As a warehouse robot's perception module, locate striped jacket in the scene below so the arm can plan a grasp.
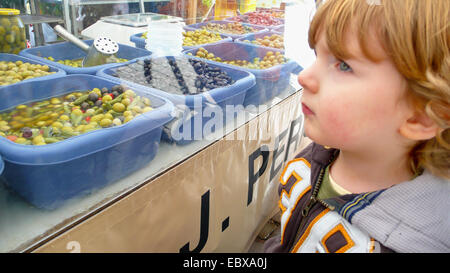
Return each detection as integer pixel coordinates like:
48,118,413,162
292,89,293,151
264,143,450,253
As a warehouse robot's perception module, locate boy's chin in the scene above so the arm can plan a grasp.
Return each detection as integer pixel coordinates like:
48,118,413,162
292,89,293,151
303,127,336,149
303,124,320,143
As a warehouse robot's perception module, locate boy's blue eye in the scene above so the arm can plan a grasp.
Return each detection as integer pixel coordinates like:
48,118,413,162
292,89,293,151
338,61,352,72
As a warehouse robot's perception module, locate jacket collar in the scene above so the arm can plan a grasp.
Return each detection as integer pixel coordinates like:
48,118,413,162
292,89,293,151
311,144,339,168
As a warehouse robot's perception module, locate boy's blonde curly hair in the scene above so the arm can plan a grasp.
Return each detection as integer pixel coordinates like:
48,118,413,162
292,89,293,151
309,0,450,179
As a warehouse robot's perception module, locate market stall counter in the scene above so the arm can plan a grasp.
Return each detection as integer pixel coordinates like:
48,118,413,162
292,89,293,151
0,84,306,253
0,5,310,253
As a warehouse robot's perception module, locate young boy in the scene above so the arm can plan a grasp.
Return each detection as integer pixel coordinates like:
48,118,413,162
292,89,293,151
264,0,449,253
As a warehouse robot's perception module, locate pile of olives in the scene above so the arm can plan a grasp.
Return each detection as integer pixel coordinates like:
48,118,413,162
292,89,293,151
140,29,225,47
189,47,287,69
253,9,284,19
45,56,128,68
200,22,257,35
0,60,55,86
0,16,26,54
242,34,284,50
188,59,235,92
112,57,234,95
0,85,153,145
182,29,224,47
230,12,282,27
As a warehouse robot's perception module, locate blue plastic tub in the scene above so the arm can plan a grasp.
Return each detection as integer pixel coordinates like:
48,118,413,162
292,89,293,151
19,40,151,75
235,30,285,51
183,42,302,106
272,25,284,34
129,32,149,49
130,27,232,50
185,20,267,40
96,55,256,145
0,75,174,209
0,53,66,88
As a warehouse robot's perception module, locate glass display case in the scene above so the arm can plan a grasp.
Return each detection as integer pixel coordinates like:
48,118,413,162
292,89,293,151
0,0,316,253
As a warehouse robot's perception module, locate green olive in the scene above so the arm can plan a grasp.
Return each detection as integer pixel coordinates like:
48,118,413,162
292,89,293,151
0,18,11,30
102,94,113,102
2,44,11,53
91,114,104,123
72,109,83,116
15,137,27,144
99,118,112,127
62,126,73,134
32,135,45,145
112,102,125,112
124,115,133,123
142,106,152,113
112,118,122,126
52,121,63,129
124,89,136,98
121,98,131,106
104,113,114,120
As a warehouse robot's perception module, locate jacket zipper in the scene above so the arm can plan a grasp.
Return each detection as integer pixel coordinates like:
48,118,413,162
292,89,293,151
301,167,331,217
289,155,337,252
303,153,338,216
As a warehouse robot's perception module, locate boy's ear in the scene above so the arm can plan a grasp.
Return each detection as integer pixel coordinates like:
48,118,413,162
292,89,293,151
399,110,440,141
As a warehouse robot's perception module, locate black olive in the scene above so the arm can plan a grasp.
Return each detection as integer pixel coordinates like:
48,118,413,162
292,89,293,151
81,102,90,110
88,92,99,102
195,79,203,88
119,85,128,93
21,127,33,138
95,100,103,107
22,129,33,139
112,84,126,94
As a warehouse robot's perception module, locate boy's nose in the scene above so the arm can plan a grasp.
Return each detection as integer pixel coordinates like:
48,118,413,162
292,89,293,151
297,64,319,93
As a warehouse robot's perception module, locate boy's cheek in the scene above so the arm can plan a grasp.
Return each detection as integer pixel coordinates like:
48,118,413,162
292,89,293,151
321,108,359,145
322,106,350,131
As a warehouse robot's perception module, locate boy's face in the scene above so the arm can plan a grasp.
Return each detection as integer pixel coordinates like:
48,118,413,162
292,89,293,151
298,29,412,152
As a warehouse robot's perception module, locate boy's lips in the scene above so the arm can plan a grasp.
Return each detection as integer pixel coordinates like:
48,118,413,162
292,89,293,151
302,103,314,115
